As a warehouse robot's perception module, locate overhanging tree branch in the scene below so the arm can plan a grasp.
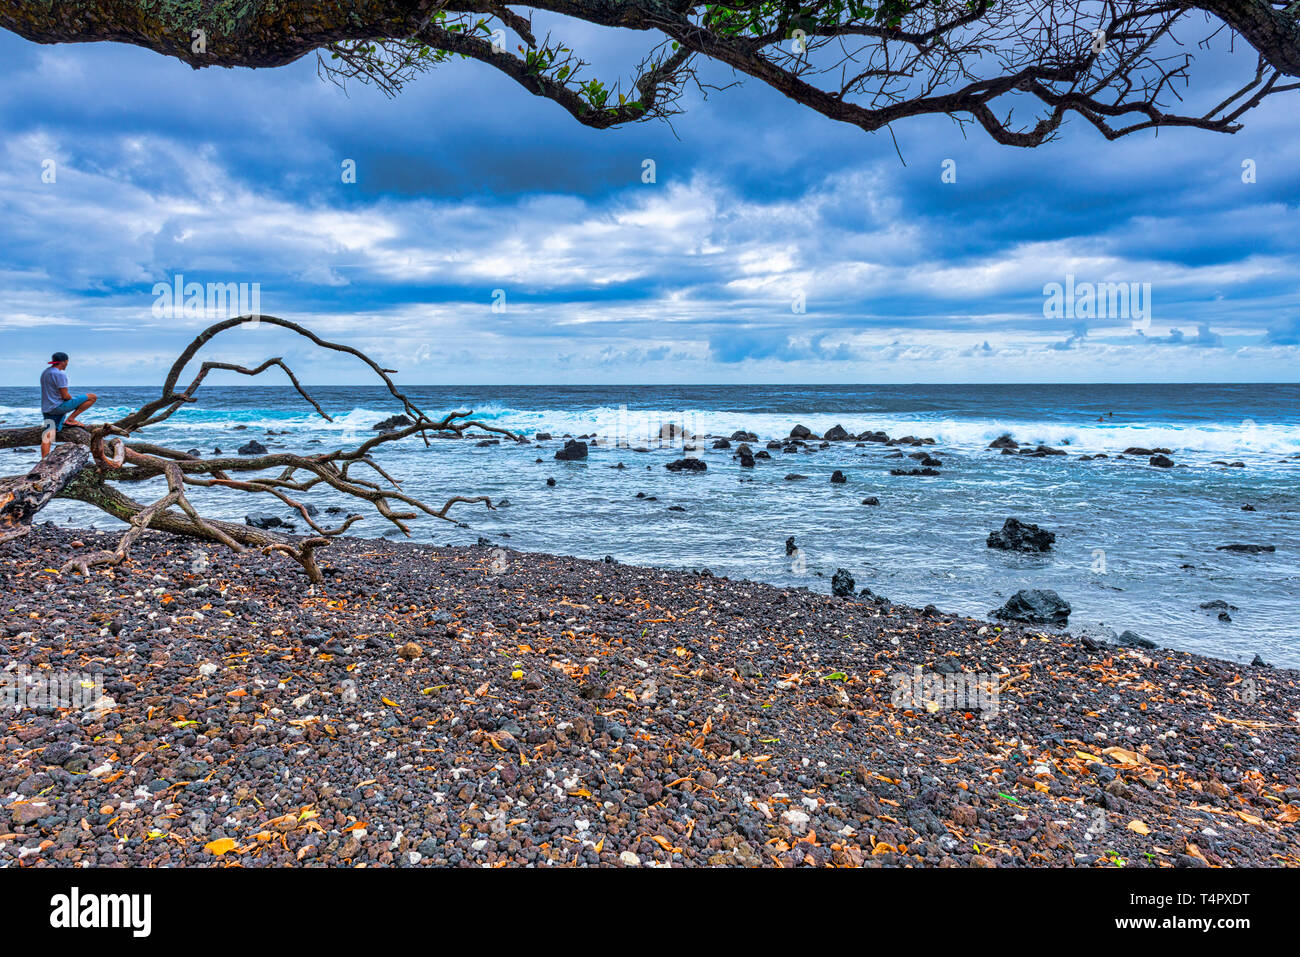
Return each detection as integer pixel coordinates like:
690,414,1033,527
1,2,1298,145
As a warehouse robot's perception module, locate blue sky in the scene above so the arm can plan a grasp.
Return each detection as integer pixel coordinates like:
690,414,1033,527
1,21,1298,386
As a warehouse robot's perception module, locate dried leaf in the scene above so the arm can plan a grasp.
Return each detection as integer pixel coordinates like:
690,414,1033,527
204,837,237,856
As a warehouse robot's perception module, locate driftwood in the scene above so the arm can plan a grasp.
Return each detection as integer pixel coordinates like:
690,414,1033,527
0,316,520,582
0,443,91,544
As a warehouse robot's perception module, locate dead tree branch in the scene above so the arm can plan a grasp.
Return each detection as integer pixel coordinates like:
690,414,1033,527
0,317,520,583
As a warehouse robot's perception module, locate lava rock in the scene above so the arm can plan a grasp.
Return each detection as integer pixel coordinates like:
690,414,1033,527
244,512,286,530
1117,630,1158,649
986,518,1055,552
554,440,589,461
831,568,856,597
665,458,706,472
991,589,1071,625
237,440,268,456
372,414,413,432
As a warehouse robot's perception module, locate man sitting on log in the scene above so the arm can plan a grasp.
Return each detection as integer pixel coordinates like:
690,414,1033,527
40,351,97,458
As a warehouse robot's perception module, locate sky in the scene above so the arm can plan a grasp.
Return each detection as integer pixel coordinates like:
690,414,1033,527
1,16,1298,387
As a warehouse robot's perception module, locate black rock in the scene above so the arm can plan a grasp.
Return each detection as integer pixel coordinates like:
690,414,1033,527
1199,599,1238,612
986,518,1055,552
237,440,268,456
1251,654,1272,668
785,536,797,556
1117,630,1157,649
244,512,285,530
824,424,851,441
712,438,731,449
535,432,553,441
731,430,758,442
546,477,557,486
1216,544,1275,554
861,496,880,506
789,425,813,439
372,414,413,432
1149,454,1175,468
831,568,856,597
830,470,847,484
784,473,807,481
41,742,73,766
890,468,940,476
554,440,588,461
665,457,706,472
988,435,1018,450
991,589,1071,625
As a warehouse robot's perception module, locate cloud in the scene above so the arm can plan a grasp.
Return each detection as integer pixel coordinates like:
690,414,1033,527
0,31,1297,383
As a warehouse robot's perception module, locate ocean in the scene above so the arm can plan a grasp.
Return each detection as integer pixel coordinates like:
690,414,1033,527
2,383,1296,666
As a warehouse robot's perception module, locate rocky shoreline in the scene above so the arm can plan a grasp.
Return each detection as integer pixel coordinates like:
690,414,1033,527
2,524,1297,868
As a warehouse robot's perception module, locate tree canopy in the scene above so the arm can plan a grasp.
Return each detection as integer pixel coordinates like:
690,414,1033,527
3,1,1299,145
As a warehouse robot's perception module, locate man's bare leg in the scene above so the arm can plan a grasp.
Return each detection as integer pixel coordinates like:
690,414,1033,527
61,392,97,429
40,423,56,459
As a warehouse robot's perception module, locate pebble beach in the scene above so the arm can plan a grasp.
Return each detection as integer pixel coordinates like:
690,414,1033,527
2,524,1297,868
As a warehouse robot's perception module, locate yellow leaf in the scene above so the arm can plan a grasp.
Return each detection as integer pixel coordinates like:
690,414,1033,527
381,697,399,708
204,837,237,856
1075,751,1102,763
1126,820,1151,835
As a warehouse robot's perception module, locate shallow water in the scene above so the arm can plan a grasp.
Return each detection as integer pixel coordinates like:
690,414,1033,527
2,383,1296,666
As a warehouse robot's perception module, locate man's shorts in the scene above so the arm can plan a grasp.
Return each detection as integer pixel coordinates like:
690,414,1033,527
42,394,88,434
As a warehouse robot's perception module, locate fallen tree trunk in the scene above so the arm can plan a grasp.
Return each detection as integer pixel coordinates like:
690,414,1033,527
0,444,92,543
